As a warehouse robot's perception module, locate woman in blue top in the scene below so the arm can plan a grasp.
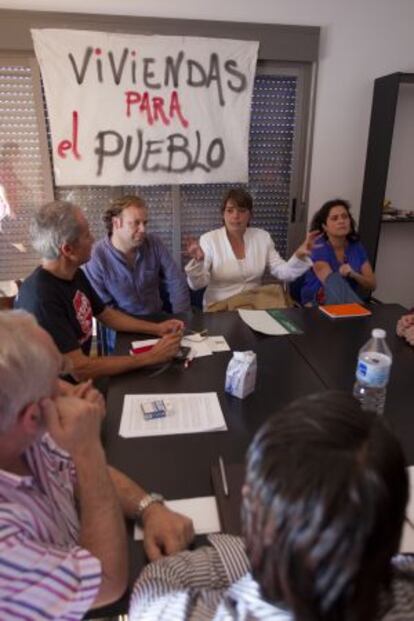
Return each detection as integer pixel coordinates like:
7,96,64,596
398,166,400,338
301,199,376,305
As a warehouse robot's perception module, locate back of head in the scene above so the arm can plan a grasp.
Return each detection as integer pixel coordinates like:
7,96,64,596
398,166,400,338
104,195,146,234
0,311,59,432
243,391,408,621
31,200,81,260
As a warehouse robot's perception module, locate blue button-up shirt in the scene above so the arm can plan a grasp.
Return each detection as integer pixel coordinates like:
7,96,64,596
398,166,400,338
84,234,190,315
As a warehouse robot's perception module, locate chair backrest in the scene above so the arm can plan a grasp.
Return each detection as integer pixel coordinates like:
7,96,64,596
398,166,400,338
189,286,205,310
289,274,307,305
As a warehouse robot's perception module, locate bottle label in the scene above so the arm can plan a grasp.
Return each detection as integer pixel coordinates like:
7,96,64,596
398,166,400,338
356,352,391,387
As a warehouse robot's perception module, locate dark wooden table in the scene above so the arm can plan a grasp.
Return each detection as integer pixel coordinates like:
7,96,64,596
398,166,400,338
92,309,324,617
103,310,325,495
92,304,414,617
284,303,414,464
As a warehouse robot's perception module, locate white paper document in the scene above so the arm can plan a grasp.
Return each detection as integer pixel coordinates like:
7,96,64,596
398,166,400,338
238,309,288,335
131,335,230,359
181,335,213,357
134,496,221,540
181,334,230,357
400,466,414,553
119,392,227,438
207,336,231,352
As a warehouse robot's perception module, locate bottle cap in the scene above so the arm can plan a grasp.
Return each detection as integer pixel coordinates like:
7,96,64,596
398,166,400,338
372,328,386,339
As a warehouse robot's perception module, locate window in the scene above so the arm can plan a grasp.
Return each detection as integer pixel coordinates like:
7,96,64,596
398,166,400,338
0,55,52,280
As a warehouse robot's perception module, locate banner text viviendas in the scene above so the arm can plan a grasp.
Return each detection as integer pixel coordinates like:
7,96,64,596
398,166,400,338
68,49,247,107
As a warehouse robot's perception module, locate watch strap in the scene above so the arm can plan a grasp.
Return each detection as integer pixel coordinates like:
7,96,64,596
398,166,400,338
136,493,164,520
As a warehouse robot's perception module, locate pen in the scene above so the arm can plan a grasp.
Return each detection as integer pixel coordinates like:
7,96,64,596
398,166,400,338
219,455,229,497
184,350,195,369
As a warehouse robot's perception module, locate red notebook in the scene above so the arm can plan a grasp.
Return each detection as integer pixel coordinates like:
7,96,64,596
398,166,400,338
319,303,372,319
130,338,158,355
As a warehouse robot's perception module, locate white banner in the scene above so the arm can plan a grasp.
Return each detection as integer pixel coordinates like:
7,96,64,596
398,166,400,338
31,29,259,186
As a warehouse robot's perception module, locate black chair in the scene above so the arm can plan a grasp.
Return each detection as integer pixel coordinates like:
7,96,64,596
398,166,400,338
289,274,307,306
189,287,205,311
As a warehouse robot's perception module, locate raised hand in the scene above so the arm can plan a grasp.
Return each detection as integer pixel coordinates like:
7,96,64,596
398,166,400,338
185,236,204,262
295,230,321,260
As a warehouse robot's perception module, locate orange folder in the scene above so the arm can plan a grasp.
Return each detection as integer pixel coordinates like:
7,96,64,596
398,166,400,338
319,303,372,319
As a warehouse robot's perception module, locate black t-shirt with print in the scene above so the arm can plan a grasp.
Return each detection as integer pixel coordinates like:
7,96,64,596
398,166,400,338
15,266,105,355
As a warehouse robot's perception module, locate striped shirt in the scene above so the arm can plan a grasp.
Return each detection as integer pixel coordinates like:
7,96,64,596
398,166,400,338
0,434,101,620
130,534,414,621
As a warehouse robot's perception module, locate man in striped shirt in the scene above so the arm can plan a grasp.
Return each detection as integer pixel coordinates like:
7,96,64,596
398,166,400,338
0,310,194,620
130,392,414,621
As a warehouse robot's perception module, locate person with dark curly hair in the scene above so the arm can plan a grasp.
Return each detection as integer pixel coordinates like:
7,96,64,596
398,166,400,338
130,391,414,621
301,198,376,305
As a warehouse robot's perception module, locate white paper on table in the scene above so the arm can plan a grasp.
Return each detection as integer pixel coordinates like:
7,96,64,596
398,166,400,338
238,309,288,336
207,336,231,352
134,496,221,540
181,335,213,357
181,334,230,357
131,336,211,358
131,335,226,358
400,466,414,553
119,392,227,438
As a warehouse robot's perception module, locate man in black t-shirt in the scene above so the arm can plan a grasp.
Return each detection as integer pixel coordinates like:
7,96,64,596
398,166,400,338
17,266,105,356
16,200,183,381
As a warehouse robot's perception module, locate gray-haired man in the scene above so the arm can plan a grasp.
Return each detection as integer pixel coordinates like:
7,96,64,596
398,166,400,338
15,201,183,381
0,311,194,619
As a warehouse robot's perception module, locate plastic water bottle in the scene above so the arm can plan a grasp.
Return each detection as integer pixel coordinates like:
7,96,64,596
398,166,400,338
353,328,392,415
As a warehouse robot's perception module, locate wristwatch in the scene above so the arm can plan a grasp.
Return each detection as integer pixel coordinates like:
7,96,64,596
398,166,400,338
136,492,164,521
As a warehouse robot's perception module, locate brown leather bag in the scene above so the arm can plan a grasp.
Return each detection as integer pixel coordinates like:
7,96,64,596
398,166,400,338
206,283,293,312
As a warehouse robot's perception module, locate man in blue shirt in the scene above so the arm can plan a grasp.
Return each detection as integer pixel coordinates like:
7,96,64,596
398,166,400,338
84,195,190,316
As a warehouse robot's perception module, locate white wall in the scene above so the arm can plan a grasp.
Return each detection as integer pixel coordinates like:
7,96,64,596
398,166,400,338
376,223,414,308
1,0,414,223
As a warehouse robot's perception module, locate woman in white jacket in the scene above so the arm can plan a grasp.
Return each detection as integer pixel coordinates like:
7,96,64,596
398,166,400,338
185,188,318,310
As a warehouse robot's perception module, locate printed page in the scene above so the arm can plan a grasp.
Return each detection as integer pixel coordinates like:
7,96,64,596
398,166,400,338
207,336,231,352
119,392,227,438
